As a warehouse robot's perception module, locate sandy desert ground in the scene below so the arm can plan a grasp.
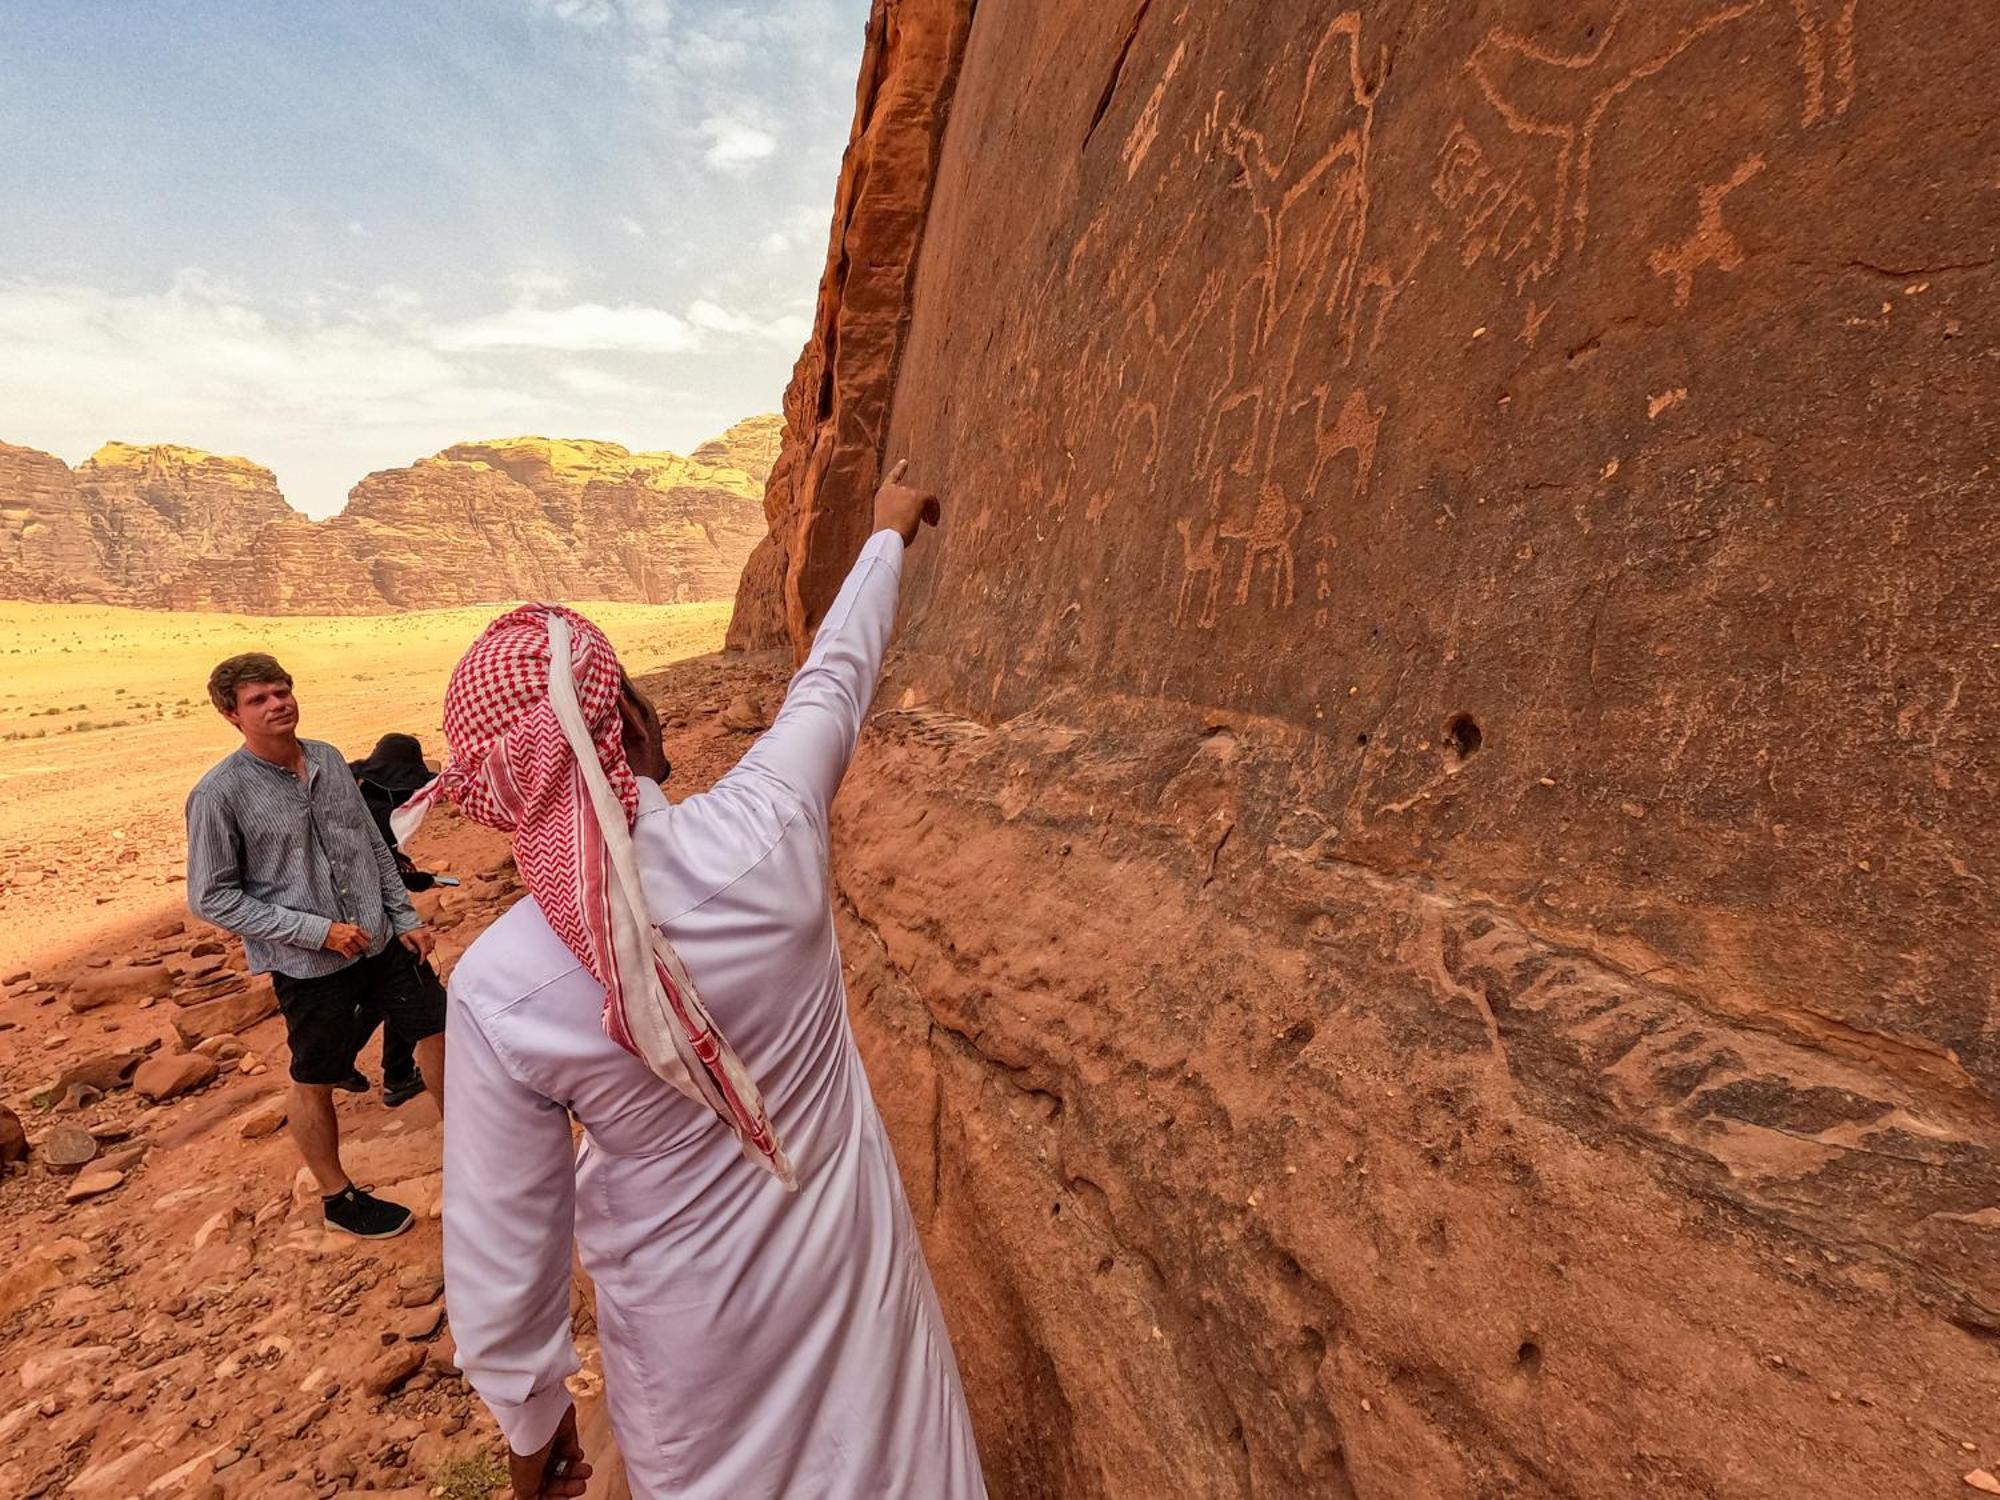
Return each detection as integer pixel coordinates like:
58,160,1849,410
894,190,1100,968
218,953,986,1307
0,599,732,971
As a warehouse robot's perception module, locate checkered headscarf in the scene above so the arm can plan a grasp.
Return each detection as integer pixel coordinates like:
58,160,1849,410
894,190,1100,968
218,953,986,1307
397,602,794,1188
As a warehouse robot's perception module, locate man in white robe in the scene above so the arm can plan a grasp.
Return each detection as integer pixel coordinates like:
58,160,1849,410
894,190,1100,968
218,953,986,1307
431,467,985,1499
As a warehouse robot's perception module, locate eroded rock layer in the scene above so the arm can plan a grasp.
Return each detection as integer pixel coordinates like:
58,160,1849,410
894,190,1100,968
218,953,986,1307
1,426,773,614
733,2,1999,1495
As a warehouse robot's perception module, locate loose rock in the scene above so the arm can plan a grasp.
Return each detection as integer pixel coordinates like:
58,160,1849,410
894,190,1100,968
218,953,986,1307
0,1104,26,1165
43,1124,100,1172
360,1344,427,1398
133,1051,220,1102
65,1168,125,1202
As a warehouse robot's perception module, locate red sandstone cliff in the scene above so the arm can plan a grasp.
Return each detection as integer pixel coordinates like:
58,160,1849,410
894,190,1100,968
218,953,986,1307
728,3,2000,1496
0,424,774,614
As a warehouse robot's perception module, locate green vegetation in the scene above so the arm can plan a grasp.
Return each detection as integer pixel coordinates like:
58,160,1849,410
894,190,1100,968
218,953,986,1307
431,1450,509,1500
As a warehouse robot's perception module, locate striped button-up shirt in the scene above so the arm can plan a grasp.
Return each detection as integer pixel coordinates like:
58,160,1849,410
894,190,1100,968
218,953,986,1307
185,737,421,978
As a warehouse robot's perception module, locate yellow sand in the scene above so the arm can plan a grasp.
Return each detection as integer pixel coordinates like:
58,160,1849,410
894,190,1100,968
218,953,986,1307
0,599,730,970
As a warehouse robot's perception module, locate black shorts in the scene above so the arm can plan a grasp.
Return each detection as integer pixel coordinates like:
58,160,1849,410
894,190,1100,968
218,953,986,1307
270,945,446,1086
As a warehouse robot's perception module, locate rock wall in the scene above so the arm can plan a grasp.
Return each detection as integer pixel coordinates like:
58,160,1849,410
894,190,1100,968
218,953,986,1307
732,3,2000,1495
1,426,773,614
725,0,976,651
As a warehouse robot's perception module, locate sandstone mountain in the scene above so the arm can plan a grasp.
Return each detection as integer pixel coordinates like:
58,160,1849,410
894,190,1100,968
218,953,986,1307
730,3,1998,1497
0,421,776,614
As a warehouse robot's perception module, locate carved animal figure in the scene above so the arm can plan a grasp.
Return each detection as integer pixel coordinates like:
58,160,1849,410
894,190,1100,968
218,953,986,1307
1173,517,1226,628
1222,482,1303,608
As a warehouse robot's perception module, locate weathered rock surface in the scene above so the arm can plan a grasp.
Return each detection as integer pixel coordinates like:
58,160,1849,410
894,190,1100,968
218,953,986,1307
133,1051,219,1102
0,441,107,601
690,413,785,486
77,443,294,592
726,3,2000,1496
0,1102,26,1164
170,984,279,1048
1,421,775,613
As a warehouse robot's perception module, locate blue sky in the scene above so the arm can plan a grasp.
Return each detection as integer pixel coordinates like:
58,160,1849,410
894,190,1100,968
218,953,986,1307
0,1,869,514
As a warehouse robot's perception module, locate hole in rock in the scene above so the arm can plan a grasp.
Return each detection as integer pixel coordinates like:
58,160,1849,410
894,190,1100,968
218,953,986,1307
1355,732,1370,746
1094,1255,1115,1277
1444,712,1483,764
1516,1340,1543,1374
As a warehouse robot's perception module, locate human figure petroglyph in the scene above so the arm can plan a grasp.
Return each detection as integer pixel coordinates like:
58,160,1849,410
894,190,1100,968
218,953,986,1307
1648,154,1767,306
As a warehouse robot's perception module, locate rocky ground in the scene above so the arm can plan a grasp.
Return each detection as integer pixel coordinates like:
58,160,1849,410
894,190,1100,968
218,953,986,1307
0,648,796,1499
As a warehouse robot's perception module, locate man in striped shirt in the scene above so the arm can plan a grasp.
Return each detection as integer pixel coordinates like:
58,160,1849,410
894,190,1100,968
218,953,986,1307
186,652,445,1239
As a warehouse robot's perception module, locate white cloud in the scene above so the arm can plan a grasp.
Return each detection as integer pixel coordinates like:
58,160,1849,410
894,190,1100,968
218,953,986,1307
700,114,777,171
0,271,814,515
437,302,697,354
686,298,809,344
619,216,648,238
499,267,573,300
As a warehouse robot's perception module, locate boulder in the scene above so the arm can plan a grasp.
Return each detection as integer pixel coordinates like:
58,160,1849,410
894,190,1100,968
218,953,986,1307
170,984,277,1047
42,1124,99,1172
133,1052,219,1103
64,962,174,1013
52,1049,145,1095
0,1103,26,1165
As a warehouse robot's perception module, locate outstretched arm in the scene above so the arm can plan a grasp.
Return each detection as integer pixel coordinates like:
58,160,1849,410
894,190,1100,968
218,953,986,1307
722,462,941,826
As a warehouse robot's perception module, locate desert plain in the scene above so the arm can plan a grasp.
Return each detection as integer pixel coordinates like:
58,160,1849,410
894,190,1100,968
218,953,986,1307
0,597,731,969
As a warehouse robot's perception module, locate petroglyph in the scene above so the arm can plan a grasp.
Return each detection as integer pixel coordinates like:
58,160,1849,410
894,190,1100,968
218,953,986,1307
1170,11,1385,628
1123,40,1188,179
1458,0,1860,292
1790,0,1859,123
1648,154,1767,306
1433,121,1549,287
1173,516,1225,628
1221,483,1304,608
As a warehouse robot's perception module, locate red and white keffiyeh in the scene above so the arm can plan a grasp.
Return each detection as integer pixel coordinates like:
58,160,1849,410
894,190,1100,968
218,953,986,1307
396,602,795,1189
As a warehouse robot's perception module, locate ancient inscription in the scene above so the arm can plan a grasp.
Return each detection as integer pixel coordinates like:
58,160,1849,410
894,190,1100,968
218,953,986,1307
1648,154,1767,307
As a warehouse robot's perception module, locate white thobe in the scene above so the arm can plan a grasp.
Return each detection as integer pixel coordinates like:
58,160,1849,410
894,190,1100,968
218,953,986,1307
442,530,986,1500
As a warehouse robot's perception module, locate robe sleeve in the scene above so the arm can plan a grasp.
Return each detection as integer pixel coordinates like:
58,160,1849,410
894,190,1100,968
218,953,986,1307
721,527,906,830
442,986,581,1456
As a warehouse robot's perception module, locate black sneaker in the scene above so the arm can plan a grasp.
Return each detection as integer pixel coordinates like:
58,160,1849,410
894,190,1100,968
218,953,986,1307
381,1071,425,1109
334,1070,370,1094
322,1185,415,1240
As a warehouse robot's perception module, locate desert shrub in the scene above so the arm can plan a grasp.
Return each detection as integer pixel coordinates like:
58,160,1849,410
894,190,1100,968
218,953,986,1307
431,1450,508,1500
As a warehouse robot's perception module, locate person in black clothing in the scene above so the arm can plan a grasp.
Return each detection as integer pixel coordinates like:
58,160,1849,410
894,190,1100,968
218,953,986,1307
347,734,443,1107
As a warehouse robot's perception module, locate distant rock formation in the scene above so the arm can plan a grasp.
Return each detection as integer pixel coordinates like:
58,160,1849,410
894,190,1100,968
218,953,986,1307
691,413,784,486
728,3,1999,1497
0,421,776,613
